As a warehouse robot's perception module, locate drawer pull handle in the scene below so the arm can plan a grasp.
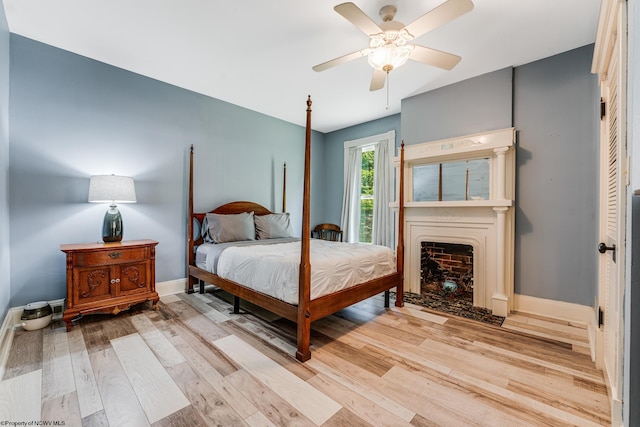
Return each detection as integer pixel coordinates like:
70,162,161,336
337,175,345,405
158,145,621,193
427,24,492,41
110,278,121,284
108,252,122,259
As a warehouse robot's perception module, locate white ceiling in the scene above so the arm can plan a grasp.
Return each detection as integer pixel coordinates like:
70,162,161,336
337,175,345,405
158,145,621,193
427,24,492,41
3,0,601,133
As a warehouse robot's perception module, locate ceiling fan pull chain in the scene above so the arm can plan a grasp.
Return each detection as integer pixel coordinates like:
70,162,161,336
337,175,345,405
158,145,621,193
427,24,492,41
386,71,390,110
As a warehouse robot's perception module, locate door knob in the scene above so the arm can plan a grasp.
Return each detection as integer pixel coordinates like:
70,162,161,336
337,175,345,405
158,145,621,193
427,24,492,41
598,242,616,254
598,242,616,262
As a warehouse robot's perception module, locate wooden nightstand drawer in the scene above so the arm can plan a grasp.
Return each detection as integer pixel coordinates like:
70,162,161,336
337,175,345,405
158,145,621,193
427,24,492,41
74,247,148,266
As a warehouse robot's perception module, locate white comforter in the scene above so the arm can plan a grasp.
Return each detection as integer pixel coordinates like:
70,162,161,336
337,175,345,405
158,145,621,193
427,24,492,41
215,239,396,304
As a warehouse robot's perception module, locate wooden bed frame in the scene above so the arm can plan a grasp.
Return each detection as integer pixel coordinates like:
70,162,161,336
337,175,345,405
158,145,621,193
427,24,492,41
186,96,405,362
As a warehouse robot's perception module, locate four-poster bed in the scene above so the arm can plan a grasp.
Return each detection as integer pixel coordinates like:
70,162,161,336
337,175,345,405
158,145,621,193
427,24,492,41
185,96,405,362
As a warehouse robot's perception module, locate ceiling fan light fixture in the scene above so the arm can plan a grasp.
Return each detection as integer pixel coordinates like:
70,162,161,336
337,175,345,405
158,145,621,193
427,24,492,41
367,44,412,71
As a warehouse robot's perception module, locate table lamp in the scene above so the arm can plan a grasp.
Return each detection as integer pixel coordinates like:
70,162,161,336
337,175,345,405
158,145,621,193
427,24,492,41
88,175,136,242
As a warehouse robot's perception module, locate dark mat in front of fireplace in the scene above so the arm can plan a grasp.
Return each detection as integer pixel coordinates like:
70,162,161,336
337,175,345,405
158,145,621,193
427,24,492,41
390,290,505,327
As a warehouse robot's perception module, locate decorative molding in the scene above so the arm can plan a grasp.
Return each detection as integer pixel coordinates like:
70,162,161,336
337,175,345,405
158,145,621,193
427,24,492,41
439,138,482,151
404,200,512,208
403,127,515,163
344,130,395,149
591,0,619,76
433,211,460,222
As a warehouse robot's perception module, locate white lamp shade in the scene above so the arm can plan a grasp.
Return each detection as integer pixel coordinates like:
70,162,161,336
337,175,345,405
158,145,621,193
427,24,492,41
88,175,137,203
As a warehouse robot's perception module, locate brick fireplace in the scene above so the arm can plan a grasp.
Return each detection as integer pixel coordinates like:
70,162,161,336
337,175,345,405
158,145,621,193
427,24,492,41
421,242,474,298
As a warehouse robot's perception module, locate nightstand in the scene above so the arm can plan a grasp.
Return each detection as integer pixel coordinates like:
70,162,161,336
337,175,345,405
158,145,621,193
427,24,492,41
60,239,159,331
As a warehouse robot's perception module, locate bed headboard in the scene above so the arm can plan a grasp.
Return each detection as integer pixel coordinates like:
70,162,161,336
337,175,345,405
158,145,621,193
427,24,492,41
193,201,272,223
192,201,273,246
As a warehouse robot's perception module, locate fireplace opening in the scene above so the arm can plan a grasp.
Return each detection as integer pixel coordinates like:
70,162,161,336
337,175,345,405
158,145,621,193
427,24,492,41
421,242,473,303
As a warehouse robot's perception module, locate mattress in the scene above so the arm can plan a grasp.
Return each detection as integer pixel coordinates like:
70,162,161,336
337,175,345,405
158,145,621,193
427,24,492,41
214,239,396,304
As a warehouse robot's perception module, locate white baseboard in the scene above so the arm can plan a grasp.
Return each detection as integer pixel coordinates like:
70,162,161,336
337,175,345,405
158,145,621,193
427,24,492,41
513,293,594,324
156,278,187,297
513,293,597,361
0,306,21,380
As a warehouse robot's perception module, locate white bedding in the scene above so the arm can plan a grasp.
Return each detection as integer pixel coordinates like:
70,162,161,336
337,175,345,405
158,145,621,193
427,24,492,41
212,239,396,304
196,238,298,273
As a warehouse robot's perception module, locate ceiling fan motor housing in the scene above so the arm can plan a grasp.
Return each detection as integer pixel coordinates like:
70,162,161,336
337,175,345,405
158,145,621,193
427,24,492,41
379,5,397,22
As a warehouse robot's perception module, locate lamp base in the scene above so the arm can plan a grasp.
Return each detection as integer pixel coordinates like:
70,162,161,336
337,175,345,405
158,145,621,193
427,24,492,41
102,204,123,243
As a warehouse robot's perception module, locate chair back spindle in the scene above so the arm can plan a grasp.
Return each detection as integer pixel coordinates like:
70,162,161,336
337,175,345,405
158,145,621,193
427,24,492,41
311,223,343,242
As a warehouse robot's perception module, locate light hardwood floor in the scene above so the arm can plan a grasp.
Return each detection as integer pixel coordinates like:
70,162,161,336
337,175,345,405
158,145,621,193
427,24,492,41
0,290,610,426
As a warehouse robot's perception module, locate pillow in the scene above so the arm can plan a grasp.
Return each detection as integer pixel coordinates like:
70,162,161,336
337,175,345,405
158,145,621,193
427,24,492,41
254,213,295,239
203,211,255,243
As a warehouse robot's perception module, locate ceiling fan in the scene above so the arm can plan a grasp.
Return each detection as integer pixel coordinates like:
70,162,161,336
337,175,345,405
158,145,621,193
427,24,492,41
313,0,474,91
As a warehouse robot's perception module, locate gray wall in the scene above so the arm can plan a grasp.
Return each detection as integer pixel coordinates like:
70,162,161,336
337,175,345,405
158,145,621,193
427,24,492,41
401,67,513,144
8,35,324,306
513,45,598,306
0,1,9,320
323,114,401,225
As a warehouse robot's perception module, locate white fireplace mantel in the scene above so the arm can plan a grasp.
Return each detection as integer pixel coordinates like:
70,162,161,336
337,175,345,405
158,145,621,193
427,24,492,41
395,128,516,317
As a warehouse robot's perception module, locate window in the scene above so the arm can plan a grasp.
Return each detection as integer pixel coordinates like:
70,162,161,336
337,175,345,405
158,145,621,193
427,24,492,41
360,147,375,242
341,131,395,246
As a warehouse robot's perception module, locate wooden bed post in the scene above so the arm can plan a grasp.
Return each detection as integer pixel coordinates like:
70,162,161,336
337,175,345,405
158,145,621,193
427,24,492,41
296,96,313,362
186,144,196,293
395,141,405,307
282,162,287,213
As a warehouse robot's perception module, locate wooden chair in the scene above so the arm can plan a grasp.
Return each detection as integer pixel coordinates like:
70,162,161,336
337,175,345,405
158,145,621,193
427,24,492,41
311,223,343,242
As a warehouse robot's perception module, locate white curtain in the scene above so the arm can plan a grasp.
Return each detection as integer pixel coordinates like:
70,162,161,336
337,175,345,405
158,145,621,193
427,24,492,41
341,145,362,243
372,139,392,247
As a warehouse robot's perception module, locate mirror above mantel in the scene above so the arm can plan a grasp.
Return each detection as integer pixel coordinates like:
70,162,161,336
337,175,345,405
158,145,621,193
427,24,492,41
399,127,516,208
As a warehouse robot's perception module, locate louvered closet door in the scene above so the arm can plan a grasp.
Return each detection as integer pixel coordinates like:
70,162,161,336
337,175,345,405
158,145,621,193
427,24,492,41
598,12,626,414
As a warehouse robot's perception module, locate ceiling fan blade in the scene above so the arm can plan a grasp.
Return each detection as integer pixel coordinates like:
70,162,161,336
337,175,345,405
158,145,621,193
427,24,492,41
334,2,382,36
403,0,474,39
409,45,461,70
370,69,386,91
313,50,366,72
